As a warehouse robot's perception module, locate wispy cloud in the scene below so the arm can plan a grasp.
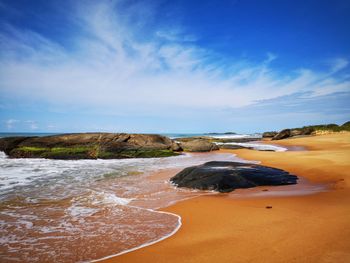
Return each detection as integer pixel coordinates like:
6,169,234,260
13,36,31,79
25,120,38,130
5,119,18,129
330,58,349,73
0,0,349,120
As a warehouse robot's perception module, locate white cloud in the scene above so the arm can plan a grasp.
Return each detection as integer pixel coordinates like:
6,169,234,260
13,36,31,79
5,119,19,129
330,58,349,73
156,30,198,42
0,0,349,118
25,120,38,130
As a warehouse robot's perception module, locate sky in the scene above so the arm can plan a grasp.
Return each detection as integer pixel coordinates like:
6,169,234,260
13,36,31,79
0,0,349,133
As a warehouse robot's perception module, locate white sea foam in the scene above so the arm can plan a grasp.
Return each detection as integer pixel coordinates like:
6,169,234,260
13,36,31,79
217,142,288,152
210,134,262,139
0,150,247,262
0,151,241,194
90,208,182,263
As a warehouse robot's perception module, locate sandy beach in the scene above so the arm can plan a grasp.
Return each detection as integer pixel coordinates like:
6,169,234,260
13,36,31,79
102,133,350,263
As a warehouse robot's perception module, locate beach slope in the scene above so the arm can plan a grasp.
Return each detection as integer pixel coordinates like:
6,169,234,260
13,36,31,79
102,133,350,263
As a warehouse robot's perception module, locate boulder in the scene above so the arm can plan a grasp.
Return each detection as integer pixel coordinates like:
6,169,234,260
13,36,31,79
290,127,315,137
272,129,291,140
0,133,181,159
0,136,30,155
262,131,278,138
300,127,315,135
217,144,246,150
179,139,219,152
171,141,182,151
290,129,303,136
170,161,298,193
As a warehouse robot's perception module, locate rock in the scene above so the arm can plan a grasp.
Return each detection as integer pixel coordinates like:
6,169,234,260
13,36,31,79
0,136,30,155
290,129,303,136
262,131,278,138
217,144,246,150
0,133,181,159
290,127,315,137
171,141,182,151
175,136,213,142
272,127,315,140
301,127,315,135
170,161,298,193
179,139,219,152
272,129,291,140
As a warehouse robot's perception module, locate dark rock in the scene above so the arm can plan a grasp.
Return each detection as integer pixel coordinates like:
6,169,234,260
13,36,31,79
171,141,182,151
262,131,278,138
300,127,315,135
170,161,298,193
272,127,315,140
217,144,246,150
265,206,273,209
290,127,315,137
272,129,291,140
0,133,181,159
290,129,303,136
176,136,213,142
179,139,219,152
0,136,31,155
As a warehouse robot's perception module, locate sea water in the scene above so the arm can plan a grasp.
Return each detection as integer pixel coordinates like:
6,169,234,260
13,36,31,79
0,150,247,262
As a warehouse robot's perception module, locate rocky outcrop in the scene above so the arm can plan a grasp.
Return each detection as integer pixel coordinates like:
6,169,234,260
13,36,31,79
0,133,182,159
0,136,29,154
170,161,298,193
272,129,291,140
272,127,315,140
262,131,278,138
216,144,245,150
179,139,219,152
270,122,350,141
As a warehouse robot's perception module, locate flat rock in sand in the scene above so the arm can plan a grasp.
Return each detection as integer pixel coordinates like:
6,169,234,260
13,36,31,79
170,161,298,193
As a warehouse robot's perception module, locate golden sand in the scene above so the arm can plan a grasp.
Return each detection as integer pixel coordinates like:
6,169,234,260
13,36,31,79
102,133,350,263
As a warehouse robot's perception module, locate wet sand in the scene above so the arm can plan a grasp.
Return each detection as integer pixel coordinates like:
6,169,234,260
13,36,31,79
102,133,350,263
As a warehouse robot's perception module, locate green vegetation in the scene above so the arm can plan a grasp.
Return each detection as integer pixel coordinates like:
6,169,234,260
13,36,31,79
341,121,350,129
19,146,47,152
303,122,350,132
11,146,178,159
12,146,93,159
50,146,91,154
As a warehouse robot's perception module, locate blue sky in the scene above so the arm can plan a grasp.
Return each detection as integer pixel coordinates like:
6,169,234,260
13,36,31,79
0,0,349,133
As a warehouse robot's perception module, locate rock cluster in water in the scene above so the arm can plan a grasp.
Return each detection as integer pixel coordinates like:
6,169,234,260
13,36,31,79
0,133,180,159
170,161,298,192
0,133,221,159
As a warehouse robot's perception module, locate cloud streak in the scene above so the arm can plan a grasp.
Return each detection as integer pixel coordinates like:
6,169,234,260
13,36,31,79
0,0,349,126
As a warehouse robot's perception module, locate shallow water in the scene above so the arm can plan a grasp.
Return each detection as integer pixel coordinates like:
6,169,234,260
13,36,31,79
0,146,325,262
0,151,246,262
216,141,288,152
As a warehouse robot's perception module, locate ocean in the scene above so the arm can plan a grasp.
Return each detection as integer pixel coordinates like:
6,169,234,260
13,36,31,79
0,132,326,262
0,132,262,139
0,133,252,262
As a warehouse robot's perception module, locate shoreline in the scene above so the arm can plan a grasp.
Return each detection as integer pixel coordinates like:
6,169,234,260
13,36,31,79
101,133,350,263
91,207,182,262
